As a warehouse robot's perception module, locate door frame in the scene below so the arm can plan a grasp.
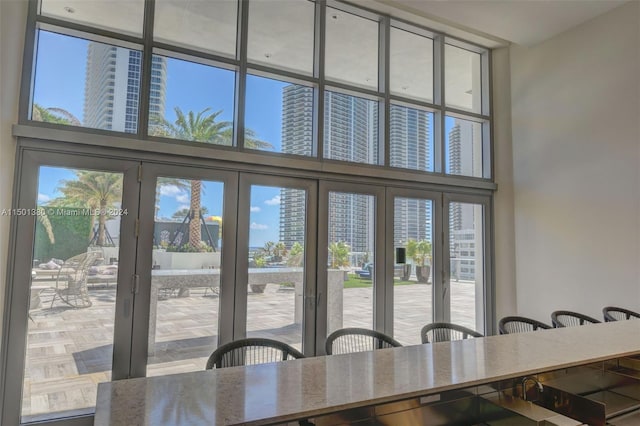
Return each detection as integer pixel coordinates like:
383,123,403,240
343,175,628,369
131,163,239,377
384,187,443,338
317,181,385,354
442,192,494,335
1,148,140,426
235,173,318,355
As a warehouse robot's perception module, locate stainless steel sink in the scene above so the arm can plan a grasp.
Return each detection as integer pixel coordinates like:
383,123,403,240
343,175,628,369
530,365,640,426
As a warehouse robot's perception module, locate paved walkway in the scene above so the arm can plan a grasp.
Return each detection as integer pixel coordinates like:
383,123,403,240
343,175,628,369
23,281,478,420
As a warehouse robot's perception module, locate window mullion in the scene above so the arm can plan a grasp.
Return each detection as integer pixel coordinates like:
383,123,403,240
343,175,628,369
234,0,249,150
138,0,155,138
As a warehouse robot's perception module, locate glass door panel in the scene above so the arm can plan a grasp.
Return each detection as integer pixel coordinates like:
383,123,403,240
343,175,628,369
146,177,225,376
245,185,306,351
21,166,126,422
327,191,377,333
392,197,434,346
447,201,486,334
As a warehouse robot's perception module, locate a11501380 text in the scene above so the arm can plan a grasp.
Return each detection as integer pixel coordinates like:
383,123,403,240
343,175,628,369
1,208,128,216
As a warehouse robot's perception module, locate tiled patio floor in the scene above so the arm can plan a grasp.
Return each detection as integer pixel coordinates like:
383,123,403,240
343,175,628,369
23,280,478,420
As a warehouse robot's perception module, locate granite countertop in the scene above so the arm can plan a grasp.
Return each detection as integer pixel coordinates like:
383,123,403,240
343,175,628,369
94,320,640,426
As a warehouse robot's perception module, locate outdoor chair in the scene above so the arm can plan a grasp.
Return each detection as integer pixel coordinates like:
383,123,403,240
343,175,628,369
206,338,304,369
602,306,640,322
325,327,401,355
354,263,373,279
421,322,483,344
551,310,601,328
51,251,101,308
498,316,552,334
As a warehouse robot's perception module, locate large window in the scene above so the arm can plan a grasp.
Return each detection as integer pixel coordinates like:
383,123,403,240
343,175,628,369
6,2,495,424
31,31,143,134
26,1,491,180
148,55,236,146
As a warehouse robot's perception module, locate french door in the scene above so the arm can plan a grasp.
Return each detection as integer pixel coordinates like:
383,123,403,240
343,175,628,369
384,189,492,344
443,193,493,335
317,182,385,353
2,150,140,426
133,164,239,378
2,148,492,425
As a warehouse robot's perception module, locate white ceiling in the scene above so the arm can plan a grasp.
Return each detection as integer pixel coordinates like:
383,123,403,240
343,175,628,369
383,0,629,46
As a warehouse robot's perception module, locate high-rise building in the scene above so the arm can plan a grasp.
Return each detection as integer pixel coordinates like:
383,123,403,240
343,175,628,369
278,85,314,249
84,43,166,133
390,106,432,246
279,90,378,255
280,89,433,260
448,120,481,280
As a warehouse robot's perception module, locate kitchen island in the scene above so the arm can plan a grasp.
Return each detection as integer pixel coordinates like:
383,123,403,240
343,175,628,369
94,320,640,425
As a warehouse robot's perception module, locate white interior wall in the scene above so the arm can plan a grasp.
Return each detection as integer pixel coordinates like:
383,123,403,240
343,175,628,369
491,47,517,321
510,1,640,323
0,1,27,338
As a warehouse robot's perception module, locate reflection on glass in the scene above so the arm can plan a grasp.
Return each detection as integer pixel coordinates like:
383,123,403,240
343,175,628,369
325,7,378,90
22,166,123,422
323,91,379,165
148,56,235,146
154,0,238,58
445,44,482,113
390,105,434,172
248,0,315,74
245,74,313,156
449,202,484,334
328,192,375,334
32,31,144,134
147,177,224,376
393,197,433,345
40,0,144,36
390,27,433,102
247,186,306,351
445,116,483,178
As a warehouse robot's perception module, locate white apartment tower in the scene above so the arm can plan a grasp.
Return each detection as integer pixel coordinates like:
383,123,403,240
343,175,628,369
84,43,166,133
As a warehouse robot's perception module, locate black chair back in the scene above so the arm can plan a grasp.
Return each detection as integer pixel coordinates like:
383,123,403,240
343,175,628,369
421,322,483,344
326,328,401,355
603,306,640,322
498,316,552,334
206,338,304,369
551,310,601,328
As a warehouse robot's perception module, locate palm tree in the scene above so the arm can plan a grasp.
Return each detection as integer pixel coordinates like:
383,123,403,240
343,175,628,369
406,239,432,283
53,171,123,246
37,210,55,244
263,241,275,258
151,107,273,249
287,242,304,267
273,241,287,262
32,104,81,126
329,241,351,269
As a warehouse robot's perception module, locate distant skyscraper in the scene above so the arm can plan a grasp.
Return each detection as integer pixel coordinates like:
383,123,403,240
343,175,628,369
280,89,433,259
84,43,166,133
278,85,314,248
447,121,477,231
390,106,432,246
448,120,480,280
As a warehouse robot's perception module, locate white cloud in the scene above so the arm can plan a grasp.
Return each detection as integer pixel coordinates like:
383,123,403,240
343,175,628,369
159,185,183,197
250,206,261,212
177,204,190,211
38,193,51,204
264,195,281,206
176,194,189,203
250,222,268,230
